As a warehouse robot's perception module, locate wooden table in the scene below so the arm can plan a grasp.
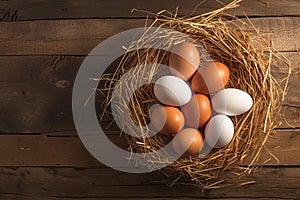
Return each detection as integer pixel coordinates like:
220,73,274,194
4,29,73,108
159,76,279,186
0,0,299,199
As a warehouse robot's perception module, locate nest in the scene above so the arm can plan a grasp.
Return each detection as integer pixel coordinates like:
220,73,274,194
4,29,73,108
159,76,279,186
97,0,291,189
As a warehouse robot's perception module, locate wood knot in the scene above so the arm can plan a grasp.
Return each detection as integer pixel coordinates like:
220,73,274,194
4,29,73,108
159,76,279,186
20,146,30,151
55,80,70,88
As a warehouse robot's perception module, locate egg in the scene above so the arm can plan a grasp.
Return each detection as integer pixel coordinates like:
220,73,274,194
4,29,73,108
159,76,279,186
169,42,200,80
150,105,185,136
204,114,234,148
172,128,204,155
191,62,230,94
154,75,192,106
211,88,253,116
182,94,212,128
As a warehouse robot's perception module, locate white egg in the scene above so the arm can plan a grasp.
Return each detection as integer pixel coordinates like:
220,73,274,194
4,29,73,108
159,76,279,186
211,88,253,116
154,75,192,106
204,114,234,148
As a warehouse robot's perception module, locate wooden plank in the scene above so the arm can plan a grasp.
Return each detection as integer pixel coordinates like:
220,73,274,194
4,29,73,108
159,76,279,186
272,52,300,107
0,198,290,200
0,19,144,56
2,97,299,133
0,82,75,133
249,17,300,52
0,166,299,199
0,0,300,21
0,52,300,133
0,197,284,200
0,197,285,200
0,17,299,56
0,133,100,167
244,128,300,165
0,51,299,133
0,129,299,167
280,105,300,129
0,56,79,133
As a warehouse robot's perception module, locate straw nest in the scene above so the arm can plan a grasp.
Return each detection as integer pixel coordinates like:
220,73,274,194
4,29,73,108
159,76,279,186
97,0,291,189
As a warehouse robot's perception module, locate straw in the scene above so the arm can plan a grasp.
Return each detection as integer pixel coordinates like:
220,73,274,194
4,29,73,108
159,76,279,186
97,0,291,189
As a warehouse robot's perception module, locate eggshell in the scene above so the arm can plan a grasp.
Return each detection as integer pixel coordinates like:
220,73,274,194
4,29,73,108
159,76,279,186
191,62,229,94
211,88,253,116
169,42,200,80
150,105,185,136
154,75,192,106
204,114,234,148
182,94,212,128
172,128,204,155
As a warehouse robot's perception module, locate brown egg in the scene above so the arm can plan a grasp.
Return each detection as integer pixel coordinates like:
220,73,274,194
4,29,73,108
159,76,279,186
182,94,212,128
150,105,185,136
191,62,230,94
169,42,200,81
172,128,204,155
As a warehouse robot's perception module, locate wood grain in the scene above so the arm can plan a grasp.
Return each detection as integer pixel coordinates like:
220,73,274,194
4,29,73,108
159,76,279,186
0,52,298,133
0,56,78,133
0,197,289,200
0,17,299,56
0,2,299,198
0,166,298,199
0,0,300,21
0,129,298,167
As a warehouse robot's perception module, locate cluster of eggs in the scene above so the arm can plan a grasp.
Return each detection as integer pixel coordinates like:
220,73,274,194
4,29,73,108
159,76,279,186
150,42,253,156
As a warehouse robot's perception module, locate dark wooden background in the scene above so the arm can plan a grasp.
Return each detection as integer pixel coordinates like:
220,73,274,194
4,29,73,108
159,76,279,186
0,0,299,199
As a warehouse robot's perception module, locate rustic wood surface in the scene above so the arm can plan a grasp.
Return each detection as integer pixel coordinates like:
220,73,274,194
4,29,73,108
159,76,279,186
0,0,299,199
